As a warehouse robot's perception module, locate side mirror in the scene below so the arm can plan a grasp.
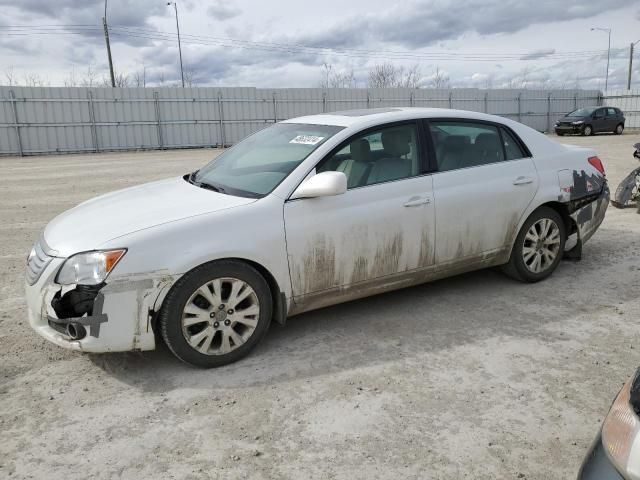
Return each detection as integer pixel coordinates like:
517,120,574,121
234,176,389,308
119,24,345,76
290,171,347,200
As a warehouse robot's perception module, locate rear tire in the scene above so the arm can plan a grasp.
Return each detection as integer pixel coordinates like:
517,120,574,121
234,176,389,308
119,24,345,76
556,132,565,136
159,260,272,368
502,207,566,283
582,125,593,136
614,123,624,135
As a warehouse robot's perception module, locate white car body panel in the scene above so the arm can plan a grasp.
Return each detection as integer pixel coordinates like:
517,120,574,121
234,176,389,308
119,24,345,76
24,108,609,353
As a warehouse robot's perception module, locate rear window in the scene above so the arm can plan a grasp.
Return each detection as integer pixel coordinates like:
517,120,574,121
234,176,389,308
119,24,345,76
501,127,526,160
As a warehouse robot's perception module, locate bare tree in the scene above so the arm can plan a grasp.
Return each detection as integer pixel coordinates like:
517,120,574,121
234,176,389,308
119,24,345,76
368,63,400,88
184,68,196,88
133,66,147,87
22,73,47,87
519,67,531,89
399,64,421,88
4,66,16,86
319,63,333,88
319,63,357,88
428,67,450,89
102,72,130,88
64,66,79,87
367,63,423,88
80,65,99,88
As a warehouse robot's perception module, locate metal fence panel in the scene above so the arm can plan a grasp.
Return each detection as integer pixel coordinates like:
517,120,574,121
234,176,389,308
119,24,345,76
603,90,640,128
0,86,603,156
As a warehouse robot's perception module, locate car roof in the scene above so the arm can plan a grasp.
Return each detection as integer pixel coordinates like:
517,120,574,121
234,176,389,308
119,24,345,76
282,107,520,128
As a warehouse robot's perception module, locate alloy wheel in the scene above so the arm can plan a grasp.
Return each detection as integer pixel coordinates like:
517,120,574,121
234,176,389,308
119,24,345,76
522,218,561,274
181,277,260,355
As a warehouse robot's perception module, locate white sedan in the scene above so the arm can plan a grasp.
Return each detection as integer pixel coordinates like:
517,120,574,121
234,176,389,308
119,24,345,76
25,108,609,367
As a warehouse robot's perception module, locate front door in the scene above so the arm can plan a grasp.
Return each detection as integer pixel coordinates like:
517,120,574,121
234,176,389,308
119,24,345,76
592,108,607,132
427,120,539,266
283,121,435,310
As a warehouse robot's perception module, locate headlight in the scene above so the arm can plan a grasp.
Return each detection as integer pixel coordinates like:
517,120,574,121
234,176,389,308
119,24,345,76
572,121,584,125
602,373,640,479
56,249,126,285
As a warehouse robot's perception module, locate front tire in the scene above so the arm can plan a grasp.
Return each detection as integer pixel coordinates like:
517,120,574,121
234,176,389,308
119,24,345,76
159,260,272,368
502,207,566,283
582,125,593,136
614,123,624,135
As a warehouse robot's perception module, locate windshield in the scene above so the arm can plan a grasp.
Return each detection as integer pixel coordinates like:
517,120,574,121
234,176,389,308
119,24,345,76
567,107,596,117
192,123,344,198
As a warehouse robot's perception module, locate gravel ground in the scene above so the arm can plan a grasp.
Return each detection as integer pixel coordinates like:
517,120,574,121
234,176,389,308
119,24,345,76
1,132,639,480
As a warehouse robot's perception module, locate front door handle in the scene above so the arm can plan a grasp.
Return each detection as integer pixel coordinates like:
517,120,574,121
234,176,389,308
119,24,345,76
404,195,431,207
513,176,534,186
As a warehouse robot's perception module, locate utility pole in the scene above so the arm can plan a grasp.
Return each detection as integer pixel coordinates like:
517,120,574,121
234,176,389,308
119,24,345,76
629,40,640,90
167,2,185,88
591,27,611,91
103,0,115,87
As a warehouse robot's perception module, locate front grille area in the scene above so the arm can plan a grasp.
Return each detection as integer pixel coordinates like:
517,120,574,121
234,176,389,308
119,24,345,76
26,240,52,285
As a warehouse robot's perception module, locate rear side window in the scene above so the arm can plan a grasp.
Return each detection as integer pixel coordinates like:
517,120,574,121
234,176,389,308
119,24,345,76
501,127,526,160
429,121,504,172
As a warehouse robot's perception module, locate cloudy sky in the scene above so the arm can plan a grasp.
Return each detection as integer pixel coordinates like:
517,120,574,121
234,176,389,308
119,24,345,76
1,0,639,90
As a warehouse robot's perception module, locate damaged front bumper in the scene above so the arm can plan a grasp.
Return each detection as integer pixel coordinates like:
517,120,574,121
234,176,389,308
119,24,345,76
25,254,177,353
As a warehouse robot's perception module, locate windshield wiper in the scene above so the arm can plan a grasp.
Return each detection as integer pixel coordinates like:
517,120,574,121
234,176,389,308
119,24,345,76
198,181,225,193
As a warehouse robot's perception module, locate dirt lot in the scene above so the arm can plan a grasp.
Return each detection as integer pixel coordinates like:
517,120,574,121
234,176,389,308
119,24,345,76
1,132,640,479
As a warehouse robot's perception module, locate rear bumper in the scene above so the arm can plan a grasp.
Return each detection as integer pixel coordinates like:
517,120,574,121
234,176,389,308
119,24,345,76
571,185,610,246
577,432,624,480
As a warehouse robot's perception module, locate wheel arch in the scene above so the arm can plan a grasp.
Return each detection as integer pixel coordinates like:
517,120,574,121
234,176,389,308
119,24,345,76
153,256,287,329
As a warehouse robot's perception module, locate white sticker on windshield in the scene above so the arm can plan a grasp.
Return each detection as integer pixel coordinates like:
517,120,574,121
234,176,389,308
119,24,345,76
289,135,325,145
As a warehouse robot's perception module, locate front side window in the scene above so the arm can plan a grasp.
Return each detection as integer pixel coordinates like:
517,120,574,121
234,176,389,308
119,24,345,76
607,108,617,116
317,123,421,189
430,121,505,172
193,123,343,197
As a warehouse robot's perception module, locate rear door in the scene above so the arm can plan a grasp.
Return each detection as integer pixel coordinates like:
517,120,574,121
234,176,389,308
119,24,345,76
427,120,538,266
606,108,619,131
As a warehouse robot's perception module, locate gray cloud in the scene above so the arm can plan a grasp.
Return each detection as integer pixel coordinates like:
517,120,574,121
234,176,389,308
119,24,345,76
287,0,637,49
206,0,242,21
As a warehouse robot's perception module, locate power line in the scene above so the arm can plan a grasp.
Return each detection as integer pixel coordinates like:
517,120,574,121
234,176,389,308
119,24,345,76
0,24,612,62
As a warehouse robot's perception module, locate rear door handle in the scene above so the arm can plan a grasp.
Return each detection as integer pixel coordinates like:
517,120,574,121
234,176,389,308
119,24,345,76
404,195,431,207
513,176,534,186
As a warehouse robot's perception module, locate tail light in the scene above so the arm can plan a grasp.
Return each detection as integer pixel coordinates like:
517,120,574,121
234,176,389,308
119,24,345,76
588,156,605,176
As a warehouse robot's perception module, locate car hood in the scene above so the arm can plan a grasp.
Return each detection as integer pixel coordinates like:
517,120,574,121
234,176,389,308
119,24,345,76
558,116,586,123
44,176,256,257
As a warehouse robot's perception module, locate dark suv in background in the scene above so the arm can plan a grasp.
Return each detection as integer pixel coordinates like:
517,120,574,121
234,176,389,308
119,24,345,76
555,106,625,136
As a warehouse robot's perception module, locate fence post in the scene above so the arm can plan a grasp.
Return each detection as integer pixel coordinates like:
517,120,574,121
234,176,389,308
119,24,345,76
9,90,23,157
409,91,414,107
574,93,577,110
366,91,371,109
322,92,327,113
153,91,164,149
547,93,552,133
517,93,522,123
448,91,453,109
87,91,99,152
484,92,488,113
272,92,278,122
217,92,226,148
